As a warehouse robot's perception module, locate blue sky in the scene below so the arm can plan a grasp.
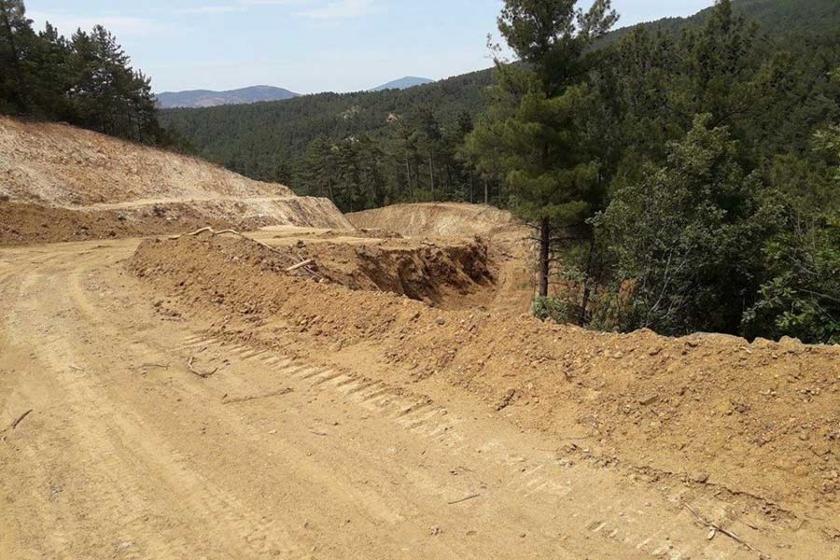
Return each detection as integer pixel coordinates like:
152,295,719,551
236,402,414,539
25,1,714,94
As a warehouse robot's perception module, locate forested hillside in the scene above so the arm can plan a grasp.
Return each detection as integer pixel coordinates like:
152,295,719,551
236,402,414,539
164,0,838,343
160,68,494,207
160,0,840,213
0,0,166,144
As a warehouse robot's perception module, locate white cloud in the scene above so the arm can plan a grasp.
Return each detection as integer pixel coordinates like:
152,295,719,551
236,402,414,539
27,11,170,38
176,5,244,14
297,0,376,20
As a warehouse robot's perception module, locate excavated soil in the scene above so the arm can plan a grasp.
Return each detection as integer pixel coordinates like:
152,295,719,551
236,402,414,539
130,233,840,539
250,236,494,308
347,202,519,237
0,116,290,205
0,117,351,244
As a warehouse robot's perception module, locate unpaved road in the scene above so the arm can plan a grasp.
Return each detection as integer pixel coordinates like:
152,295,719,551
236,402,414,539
0,238,829,559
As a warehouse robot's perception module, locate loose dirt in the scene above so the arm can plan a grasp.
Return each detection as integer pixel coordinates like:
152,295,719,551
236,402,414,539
347,202,518,237
125,231,840,558
0,117,351,245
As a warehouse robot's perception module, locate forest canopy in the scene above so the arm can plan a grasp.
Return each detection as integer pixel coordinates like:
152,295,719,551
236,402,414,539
0,0,166,144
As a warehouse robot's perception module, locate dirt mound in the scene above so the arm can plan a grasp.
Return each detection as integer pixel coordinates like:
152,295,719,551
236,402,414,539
347,202,518,237
0,117,352,244
265,237,495,308
130,234,840,532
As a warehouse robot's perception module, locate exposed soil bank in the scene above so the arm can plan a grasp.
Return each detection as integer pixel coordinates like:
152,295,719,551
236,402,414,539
0,198,351,246
130,233,840,533
347,202,519,237
0,116,351,244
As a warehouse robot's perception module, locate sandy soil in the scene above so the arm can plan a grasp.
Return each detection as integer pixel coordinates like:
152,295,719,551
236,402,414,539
0,117,351,245
348,202,518,237
6,234,837,559
0,117,292,205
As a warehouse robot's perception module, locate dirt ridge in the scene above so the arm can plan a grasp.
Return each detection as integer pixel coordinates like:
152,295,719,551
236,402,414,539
129,233,840,533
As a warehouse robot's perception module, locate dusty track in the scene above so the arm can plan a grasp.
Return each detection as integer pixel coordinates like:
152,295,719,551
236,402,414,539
1,237,836,559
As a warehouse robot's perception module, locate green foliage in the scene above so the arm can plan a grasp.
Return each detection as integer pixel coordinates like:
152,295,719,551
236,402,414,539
588,1,840,343
532,296,578,324
160,0,840,221
0,0,165,144
744,217,839,344
160,70,496,204
595,115,772,335
463,0,617,297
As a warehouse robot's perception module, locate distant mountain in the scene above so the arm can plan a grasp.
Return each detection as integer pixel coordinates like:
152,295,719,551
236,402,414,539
370,76,434,92
155,86,299,109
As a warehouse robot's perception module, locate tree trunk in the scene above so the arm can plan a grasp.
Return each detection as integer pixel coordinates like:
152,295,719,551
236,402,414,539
580,235,595,324
483,178,489,205
539,218,550,298
428,154,435,198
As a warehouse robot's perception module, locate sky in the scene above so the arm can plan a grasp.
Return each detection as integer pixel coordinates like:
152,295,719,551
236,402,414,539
25,0,715,94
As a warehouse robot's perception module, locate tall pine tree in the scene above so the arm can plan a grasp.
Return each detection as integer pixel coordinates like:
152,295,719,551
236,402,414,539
464,0,618,298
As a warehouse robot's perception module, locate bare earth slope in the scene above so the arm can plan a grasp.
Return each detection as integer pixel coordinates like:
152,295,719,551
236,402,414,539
0,117,351,244
348,202,518,237
349,202,535,313
2,124,838,559
127,231,838,559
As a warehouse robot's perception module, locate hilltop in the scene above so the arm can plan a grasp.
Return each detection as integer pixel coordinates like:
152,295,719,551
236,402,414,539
371,76,435,91
155,85,299,109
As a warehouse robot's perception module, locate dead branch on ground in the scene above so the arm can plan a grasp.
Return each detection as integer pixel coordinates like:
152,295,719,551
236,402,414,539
285,259,314,272
448,493,480,505
168,226,321,279
683,503,760,553
10,409,33,430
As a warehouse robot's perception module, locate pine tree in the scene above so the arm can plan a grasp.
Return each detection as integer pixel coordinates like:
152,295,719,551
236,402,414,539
464,0,618,298
0,0,34,112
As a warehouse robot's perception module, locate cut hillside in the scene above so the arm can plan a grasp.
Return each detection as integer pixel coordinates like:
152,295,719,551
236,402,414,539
130,232,840,540
347,202,519,237
0,117,351,244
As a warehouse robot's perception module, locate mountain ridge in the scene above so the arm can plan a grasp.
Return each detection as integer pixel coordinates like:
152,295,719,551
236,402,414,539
370,76,435,92
156,85,299,109
159,0,840,184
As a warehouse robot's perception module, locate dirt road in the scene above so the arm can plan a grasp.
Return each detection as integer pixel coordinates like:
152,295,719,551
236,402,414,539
0,238,833,559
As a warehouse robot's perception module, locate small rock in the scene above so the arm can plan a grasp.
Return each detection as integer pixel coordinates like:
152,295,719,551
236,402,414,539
639,394,659,406
691,472,710,484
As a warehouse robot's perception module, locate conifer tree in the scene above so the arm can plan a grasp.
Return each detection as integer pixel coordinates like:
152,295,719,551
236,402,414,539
464,0,618,297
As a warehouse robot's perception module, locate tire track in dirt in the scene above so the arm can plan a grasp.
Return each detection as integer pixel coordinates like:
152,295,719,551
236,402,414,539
181,333,763,560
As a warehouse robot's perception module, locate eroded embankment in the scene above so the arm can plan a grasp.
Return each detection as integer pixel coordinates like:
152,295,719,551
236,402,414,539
0,197,352,246
0,116,352,245
347,202,518,237
129,233,840,533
